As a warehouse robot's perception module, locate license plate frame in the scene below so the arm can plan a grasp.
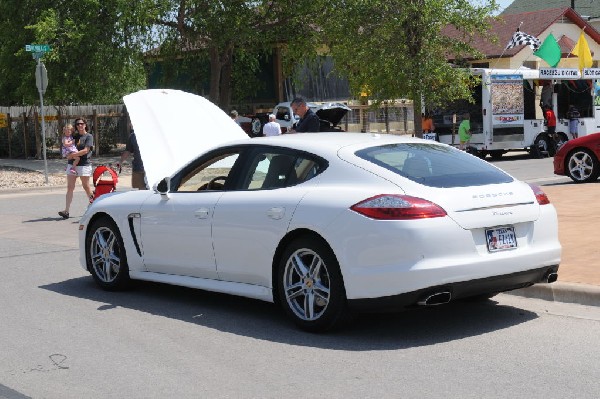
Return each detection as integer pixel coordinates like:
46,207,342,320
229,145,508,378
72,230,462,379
485,226,517,252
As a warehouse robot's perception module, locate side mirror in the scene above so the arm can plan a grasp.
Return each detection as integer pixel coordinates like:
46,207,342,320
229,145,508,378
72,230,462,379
155,177,171,197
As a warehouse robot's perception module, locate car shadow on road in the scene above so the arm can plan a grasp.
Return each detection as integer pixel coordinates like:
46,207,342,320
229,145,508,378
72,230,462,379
40,276,538,350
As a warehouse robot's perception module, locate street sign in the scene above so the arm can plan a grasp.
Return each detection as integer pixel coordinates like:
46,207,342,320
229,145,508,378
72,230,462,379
26,44,51,60
35,62,48,94
0,113,7,128
25,44,51,52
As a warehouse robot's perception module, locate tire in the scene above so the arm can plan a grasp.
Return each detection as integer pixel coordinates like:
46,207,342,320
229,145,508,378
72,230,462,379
489,150,506,160
565,148,600,183
251,118,264,137
85,217,130,291
554,133,569,152
276,236,349,332
532,134,552,159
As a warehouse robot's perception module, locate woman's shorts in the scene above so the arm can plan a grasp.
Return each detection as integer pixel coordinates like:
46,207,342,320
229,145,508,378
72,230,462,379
66,164,92,176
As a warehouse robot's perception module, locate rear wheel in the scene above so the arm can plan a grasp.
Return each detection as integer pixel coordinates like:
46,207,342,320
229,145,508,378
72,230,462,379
554,133,569,151
489,150,506,160
532,134,552,158
277,236,349,332
85,217,130,290
565,148,600,183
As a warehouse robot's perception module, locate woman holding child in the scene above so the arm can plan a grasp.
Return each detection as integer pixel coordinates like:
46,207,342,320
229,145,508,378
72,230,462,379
58,117,94,219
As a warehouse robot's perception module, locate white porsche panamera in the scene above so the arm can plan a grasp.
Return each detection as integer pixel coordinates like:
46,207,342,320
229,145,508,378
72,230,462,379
79,89,561,332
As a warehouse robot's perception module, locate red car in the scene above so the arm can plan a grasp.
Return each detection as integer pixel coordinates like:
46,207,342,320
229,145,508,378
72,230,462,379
554,132,600,183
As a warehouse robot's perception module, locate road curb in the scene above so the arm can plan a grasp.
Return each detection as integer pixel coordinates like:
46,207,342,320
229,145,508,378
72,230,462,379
507,282,600,307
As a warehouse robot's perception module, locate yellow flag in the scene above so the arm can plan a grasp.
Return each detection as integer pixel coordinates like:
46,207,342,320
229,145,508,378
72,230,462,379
572,31,593,72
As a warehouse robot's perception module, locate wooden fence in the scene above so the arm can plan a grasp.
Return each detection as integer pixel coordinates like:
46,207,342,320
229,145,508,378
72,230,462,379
0,102,415,159
0,106,128,159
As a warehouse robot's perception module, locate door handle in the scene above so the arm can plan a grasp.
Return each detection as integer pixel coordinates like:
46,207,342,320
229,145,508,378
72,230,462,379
194,208,210,219
267,207,285,220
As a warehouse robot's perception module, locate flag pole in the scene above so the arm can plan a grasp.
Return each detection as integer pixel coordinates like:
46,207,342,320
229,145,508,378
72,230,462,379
491,22,524,71
565,25,587,62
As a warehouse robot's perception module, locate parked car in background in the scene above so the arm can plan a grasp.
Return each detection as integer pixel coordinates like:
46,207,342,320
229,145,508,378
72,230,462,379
553,132,600,183
243,101,351,137
79,89,561,332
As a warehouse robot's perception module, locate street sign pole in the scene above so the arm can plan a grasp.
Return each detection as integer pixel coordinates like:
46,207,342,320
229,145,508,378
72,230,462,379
37,57,49,184
27,44,51,184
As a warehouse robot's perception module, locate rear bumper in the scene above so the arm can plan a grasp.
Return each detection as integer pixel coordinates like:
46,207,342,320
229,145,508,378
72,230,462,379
348,265,559,312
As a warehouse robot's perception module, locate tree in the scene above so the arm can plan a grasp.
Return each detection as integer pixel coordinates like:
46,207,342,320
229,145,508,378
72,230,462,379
149,0,325,109
0,0,150,105
320,0,498,136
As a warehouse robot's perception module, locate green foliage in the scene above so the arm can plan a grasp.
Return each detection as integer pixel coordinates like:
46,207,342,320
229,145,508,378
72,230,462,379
0,0,151,105
150,0,325,108
320,0,498,110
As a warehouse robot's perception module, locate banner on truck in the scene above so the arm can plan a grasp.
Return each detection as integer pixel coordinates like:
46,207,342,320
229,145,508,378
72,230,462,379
490,74,524,127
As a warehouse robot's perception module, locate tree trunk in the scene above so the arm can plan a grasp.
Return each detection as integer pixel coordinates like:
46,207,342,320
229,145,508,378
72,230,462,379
413,95,422,138
220,48,234,109
209,47,222,105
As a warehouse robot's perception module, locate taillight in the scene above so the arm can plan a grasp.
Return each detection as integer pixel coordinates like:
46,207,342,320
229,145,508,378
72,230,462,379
528,183,550,205
350,194,447,220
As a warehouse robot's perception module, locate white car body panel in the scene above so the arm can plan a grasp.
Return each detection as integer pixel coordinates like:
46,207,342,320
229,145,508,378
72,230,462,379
79,91,561,319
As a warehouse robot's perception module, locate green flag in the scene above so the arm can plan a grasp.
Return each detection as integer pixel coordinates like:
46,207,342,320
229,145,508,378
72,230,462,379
534,34,561,67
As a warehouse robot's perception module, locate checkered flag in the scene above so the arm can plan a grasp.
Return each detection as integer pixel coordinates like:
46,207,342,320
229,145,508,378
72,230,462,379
505,29,541,51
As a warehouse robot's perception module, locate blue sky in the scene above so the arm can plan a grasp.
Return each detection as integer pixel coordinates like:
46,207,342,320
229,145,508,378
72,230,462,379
497,0,513,12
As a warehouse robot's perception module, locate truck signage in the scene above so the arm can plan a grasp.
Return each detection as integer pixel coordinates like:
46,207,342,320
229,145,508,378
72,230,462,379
490,74,524,127
539,68,580,79
583,68,600,78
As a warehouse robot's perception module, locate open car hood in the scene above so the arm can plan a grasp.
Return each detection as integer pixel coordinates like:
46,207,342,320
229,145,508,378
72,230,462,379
315,102,351,126
123,89,249,188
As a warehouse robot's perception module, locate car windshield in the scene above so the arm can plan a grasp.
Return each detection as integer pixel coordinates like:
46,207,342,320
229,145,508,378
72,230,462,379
355,143,513,188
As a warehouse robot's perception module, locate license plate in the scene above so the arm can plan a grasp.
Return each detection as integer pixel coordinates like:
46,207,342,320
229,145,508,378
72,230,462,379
485,226,517,252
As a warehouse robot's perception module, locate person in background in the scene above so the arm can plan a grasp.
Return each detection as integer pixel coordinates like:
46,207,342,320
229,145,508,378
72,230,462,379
262,114,282,136
458,113,471,150
230,110,241,126
421,111,436,140
58,117,94,219
60,124,80,174
543,104,557,142
422,112,435,133
120,121,147,190
567,105,580,139
289,97,320,133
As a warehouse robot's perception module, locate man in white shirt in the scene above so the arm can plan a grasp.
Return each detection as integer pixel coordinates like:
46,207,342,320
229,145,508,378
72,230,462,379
262,114,282,137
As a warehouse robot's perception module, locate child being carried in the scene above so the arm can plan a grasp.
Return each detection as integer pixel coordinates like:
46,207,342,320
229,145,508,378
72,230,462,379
61,124,80,174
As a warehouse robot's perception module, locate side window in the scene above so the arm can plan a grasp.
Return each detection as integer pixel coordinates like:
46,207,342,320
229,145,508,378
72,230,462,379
243,151,322,190
176,153,240,192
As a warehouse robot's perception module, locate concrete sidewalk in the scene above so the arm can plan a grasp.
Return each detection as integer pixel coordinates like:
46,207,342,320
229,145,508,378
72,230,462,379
1,157,599,307
0,156,133,189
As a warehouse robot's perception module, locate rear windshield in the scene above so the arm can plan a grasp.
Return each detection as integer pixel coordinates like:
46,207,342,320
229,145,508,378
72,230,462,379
355,143,513,188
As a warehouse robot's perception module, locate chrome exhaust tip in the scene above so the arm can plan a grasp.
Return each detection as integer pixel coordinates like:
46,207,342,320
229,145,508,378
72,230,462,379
417,291,452,306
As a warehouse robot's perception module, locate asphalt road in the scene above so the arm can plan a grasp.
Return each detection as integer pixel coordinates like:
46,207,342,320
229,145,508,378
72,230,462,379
488,151,571,185
1,154,597,398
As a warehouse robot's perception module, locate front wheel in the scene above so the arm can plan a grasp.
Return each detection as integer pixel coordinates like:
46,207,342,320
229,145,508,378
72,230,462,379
566,148,600,183
85,217,130,290
277,236,349,332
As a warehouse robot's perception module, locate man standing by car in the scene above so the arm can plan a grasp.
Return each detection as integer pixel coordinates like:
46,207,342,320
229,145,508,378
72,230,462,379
290,97,320,133
120,122,147,190
263,114,282,136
